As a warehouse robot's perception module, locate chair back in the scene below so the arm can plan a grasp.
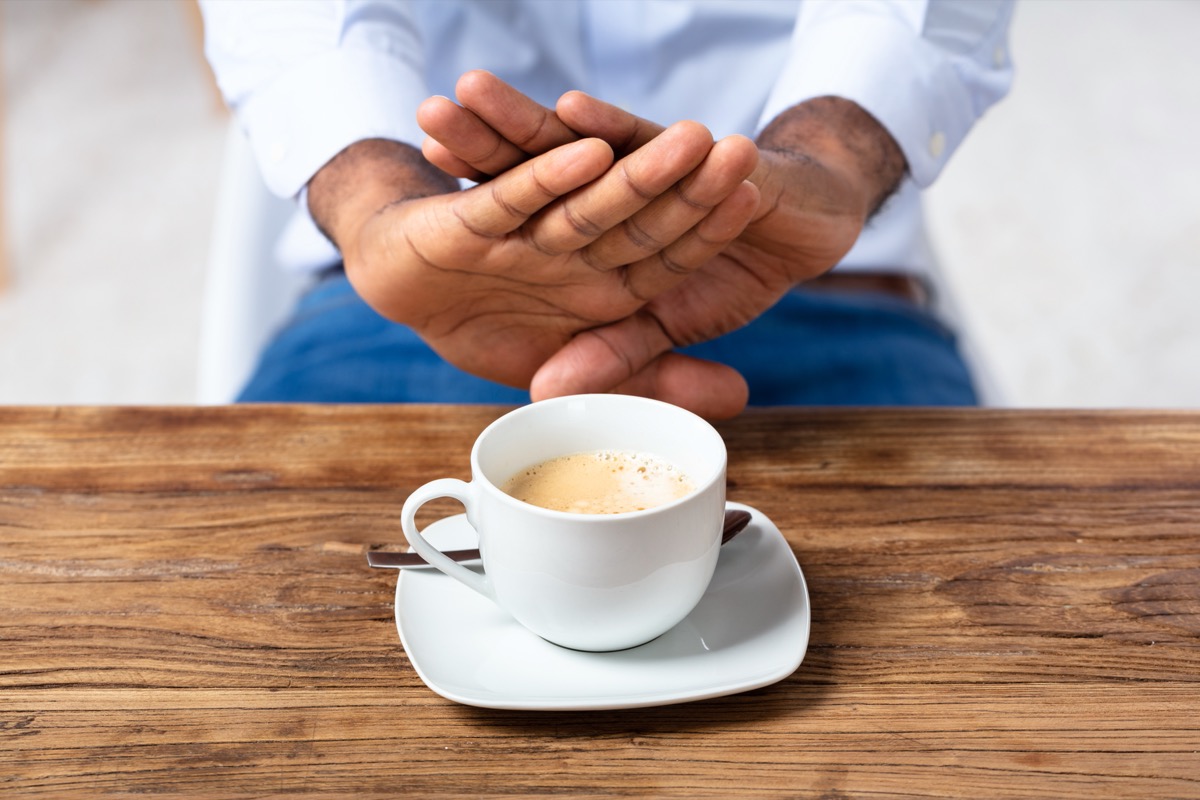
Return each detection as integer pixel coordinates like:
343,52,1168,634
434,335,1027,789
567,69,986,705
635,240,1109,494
196,121,312,403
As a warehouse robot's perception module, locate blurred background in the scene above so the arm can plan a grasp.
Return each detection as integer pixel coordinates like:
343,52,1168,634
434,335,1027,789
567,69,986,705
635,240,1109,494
0,0,1197,406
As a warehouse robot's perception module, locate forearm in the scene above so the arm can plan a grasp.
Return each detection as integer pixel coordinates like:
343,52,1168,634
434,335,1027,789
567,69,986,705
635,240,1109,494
307,138,460,260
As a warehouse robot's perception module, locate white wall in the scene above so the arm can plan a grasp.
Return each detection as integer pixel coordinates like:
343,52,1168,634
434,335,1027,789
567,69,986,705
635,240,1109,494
926,0,1200,406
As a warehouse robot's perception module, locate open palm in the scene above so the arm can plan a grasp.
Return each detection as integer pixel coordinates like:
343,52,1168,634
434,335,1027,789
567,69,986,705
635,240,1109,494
418,71,872,413
336,121,759,390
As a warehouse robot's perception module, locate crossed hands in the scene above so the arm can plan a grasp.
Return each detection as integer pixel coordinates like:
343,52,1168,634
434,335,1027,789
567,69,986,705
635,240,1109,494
309,71,900,419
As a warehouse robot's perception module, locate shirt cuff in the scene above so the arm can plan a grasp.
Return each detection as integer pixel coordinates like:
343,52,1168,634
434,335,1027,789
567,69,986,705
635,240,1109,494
759,12,978,188
235,46,430,198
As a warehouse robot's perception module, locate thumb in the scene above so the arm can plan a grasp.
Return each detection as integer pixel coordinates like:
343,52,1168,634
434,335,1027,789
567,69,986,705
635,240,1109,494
610,353,749,420
531,316,748,419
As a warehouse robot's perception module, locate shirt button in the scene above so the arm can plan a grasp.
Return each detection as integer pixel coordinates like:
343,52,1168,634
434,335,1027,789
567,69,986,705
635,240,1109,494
929,132,946,159
268,142,287,164
993,44,1007,67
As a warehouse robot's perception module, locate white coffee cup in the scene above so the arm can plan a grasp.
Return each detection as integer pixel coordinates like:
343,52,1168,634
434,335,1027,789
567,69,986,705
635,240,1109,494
401,394,727,651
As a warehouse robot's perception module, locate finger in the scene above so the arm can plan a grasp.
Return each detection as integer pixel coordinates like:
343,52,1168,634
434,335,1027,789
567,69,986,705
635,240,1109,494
556,90,666,156
531,337,749,421
453,138,613,237
526,120,714,256
417,94,529,178
623,179,759,301
584,134,759,276
455,69,580,162
421,136,490,182
610,353,749,421
529,308,674,402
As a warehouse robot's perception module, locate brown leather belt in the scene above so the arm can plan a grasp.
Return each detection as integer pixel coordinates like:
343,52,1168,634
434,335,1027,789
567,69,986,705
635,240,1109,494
802,270,930,308
321,262,929,308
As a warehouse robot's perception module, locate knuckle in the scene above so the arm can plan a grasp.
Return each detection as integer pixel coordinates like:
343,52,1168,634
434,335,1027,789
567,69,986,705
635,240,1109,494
620,162,657,201
577,242,608,272
622,218,666,254
673,180,715,212
488,183,525,220
657,249,693,276
563,204,604,238
518,226,561,257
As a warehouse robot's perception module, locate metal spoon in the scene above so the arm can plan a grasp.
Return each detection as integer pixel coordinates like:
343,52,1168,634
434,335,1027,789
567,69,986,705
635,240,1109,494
366,508,753,569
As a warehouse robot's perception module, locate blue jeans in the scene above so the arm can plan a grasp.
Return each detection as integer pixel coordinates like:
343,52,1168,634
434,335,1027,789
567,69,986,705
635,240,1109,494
238,269,978,406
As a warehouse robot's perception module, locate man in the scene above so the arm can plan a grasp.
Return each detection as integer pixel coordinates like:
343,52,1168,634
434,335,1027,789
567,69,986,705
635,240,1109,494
201,0,1015,418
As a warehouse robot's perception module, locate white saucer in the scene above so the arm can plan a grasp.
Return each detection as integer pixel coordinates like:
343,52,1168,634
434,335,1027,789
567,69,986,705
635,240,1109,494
394,502,810,711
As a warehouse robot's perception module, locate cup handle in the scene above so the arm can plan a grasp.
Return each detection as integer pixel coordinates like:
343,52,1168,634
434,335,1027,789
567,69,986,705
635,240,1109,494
400,478,495,601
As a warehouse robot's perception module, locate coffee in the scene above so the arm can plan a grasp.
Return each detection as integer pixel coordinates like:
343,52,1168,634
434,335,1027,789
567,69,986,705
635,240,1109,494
502,450,695,514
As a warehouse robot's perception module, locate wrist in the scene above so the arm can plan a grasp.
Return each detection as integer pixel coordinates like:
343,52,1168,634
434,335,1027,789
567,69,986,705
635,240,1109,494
306,138,459,259
755,96,907,220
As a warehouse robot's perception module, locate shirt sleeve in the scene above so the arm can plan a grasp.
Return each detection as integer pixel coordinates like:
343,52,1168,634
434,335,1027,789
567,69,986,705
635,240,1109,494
199,0,430,198
758,0,1016,188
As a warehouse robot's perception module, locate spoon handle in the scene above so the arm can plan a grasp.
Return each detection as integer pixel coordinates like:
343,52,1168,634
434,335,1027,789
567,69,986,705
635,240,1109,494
366,508,752,570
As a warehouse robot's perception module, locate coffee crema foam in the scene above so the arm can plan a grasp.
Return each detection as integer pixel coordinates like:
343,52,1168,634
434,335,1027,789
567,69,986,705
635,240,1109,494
501,450,695,514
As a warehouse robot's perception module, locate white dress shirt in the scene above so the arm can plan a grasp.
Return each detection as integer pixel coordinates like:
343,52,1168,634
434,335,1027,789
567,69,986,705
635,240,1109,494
201,0,1014,276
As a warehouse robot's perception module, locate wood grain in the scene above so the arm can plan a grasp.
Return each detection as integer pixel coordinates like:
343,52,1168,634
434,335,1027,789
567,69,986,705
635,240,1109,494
2,406,1199,797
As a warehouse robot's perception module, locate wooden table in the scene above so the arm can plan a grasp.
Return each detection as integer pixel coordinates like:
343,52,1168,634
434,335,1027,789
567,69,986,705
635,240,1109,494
2,406,1198,797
